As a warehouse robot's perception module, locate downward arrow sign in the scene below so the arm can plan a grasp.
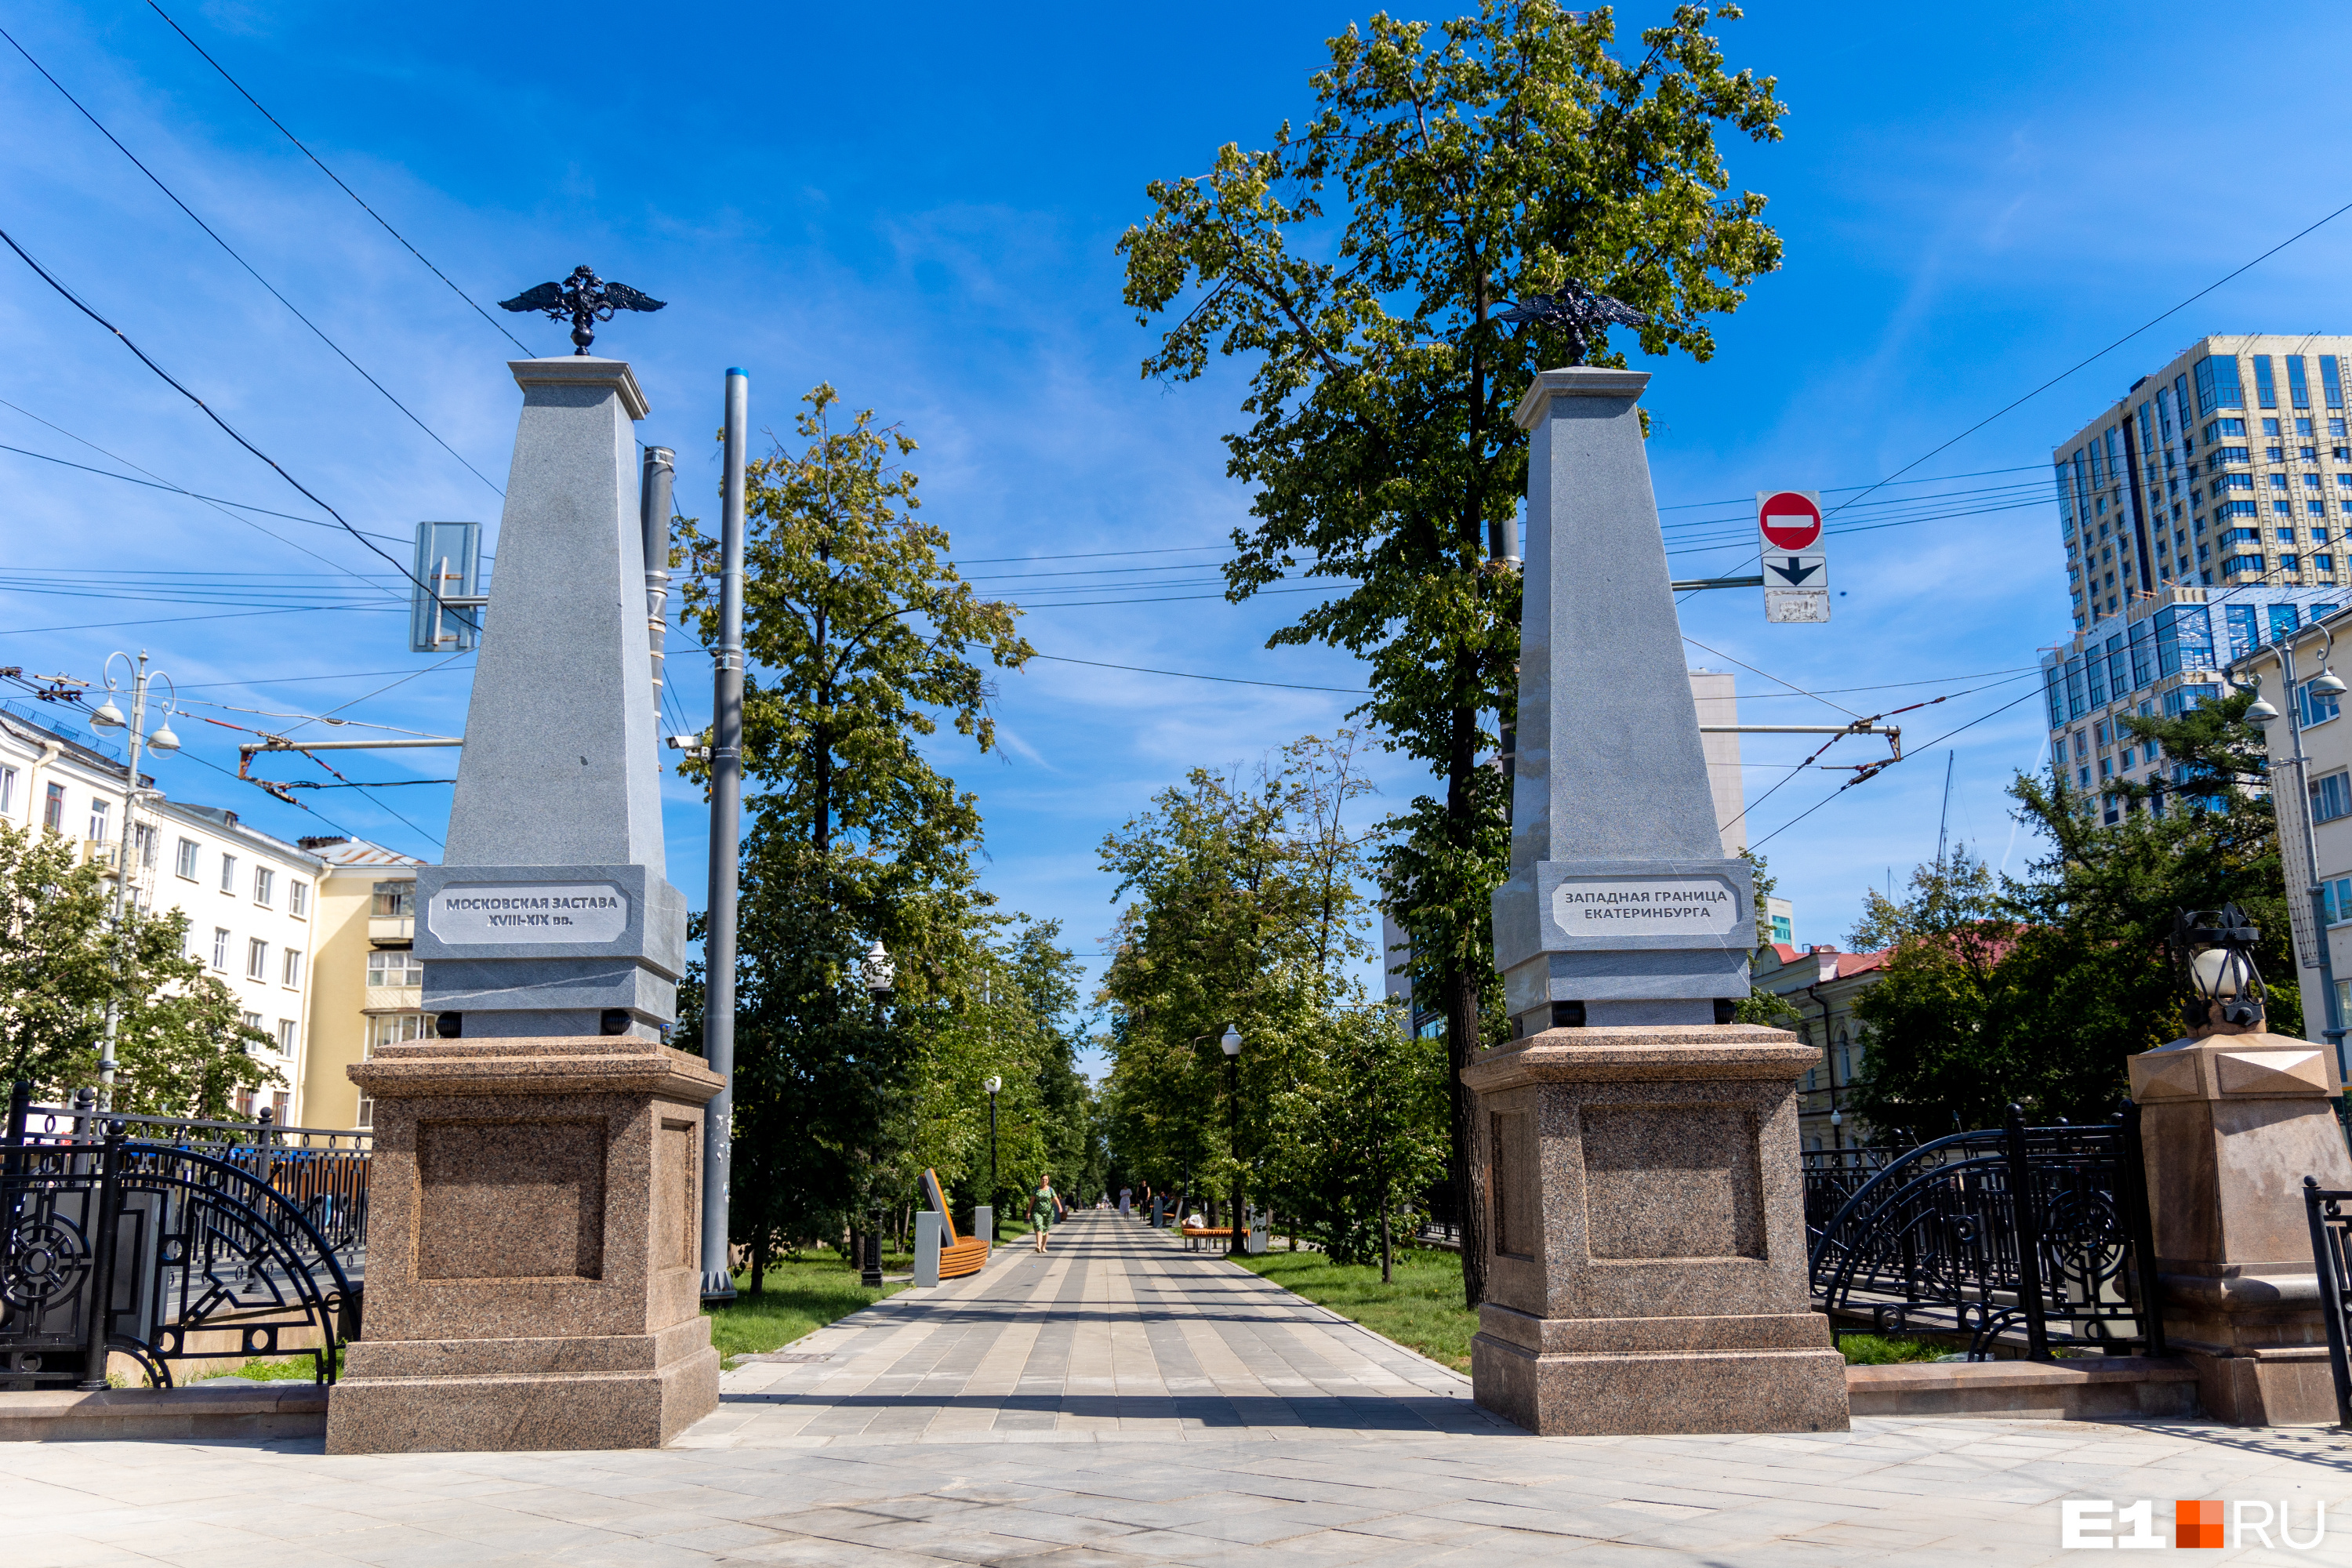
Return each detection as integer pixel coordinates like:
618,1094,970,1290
1769,556,1821,586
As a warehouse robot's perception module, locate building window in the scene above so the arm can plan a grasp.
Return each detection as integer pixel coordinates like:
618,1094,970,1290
278,1018,299,1054
289,881,308,918
2303,680,2342,728
254,866,274,906
246,937,268,980
241,1011,264,1035
2313,771,2352,826
211,927,230,970
2323,877,2352,926
87,798,108,844
281,947,303,987
174,837,198,879
0,765,13,815
369,1011,438,1050
366,948,425,988
371,880,414,919
220,853,237,894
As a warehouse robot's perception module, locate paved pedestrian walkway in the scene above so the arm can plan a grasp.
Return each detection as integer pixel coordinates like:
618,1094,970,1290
693,1209,1512,1446
7,1210,2352,1565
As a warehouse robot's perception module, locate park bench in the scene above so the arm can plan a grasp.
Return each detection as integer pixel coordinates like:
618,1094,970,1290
1178,1225,1232,1252
920,1168,991,1279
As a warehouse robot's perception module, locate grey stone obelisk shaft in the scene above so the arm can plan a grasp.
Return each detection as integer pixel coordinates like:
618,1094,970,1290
1491,368,1752,1036
417,358,687,1040
699,368,748,1302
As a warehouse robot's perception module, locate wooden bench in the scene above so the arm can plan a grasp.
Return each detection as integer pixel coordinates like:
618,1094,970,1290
921,1168,991,1279
1178,1225,1232,1252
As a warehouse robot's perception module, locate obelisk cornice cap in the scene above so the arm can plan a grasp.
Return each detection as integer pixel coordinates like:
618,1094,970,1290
1514,366,1651,431
510,356,650,421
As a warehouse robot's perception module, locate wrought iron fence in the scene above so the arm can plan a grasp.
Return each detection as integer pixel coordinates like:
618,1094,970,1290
1807,1104,2165,1360
1802,1145,1892,1252
2303,1178,2352,1428
14,1094,371,1269
2,1086,365,1389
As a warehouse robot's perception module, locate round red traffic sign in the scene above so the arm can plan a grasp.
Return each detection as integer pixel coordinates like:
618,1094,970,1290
1758,491,1822,551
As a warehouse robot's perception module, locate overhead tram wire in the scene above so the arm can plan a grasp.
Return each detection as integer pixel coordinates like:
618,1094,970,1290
0,27,505,496
0,604,399,638
143,0,538,359
1814,194,2352,529
1744,683,2049,855
0,438,403,543
0,224,457,616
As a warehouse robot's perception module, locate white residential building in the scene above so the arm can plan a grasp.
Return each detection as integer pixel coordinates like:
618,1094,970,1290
0,702,324,1120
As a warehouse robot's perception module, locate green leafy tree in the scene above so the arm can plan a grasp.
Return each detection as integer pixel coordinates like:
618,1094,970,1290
0,822,116,1085
0,822,275,1112
1849,691,2298,1138
675,385,1033,1283
1120,1,1785,1303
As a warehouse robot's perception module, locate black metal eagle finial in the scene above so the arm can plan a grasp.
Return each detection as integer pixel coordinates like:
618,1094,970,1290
1495,281,1646,363
500,265,666,355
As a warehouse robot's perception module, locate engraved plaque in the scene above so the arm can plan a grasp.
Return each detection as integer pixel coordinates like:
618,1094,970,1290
1491,1110,1538,1261
417,1120,606,1280
1581,1105,1762,1261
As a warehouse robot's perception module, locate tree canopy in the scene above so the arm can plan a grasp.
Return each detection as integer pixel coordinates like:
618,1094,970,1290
1120,1,1785,1303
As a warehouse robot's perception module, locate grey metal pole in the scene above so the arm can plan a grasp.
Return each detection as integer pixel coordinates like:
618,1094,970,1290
698,370,749,1304
2274,642,2348,1079
641,446,676,712
96,655,151,1112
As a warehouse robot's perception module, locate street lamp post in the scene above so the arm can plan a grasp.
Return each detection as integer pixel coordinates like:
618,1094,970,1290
860,940,895,1289
982,1074,1000,1239
1220,1024,1243,1255
87,652,180,1112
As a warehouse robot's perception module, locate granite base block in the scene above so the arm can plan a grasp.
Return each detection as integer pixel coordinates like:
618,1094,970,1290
0,1385,328,1443
1472,1328,1849,1436
325,1342,719,1454
1843,1356,2199,1421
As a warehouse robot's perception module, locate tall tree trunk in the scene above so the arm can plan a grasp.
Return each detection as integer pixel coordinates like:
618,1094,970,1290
1443,691,1490,1308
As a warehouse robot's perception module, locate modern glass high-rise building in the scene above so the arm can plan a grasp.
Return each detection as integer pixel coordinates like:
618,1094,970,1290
2042,336,2352,822
2056,334,2352,627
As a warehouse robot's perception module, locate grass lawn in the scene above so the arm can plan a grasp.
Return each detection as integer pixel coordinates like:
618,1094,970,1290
1233,1246,1481,1371
703,1250,912,1361
1837,1333,1951,1365
1238,1246,1931,1370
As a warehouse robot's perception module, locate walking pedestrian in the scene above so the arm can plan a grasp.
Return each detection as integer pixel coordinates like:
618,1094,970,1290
1029,1175,1059,1254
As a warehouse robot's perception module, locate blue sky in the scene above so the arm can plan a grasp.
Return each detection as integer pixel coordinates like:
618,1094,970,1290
7,2,2352,1062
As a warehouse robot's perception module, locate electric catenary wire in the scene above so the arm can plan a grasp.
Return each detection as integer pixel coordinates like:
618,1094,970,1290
0,25,505,497
0,223,452,615
144,0,538,359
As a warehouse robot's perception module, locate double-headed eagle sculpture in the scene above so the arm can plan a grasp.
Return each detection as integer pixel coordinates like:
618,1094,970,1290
500,265,666,355
1495,281,1646,363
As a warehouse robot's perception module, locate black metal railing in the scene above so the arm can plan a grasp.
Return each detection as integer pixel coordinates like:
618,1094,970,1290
1802,1145,1892,1252
1807,1104,2165,1360
2303,1178,2352,1428
2,1085,365,1389
15,1094,370,1269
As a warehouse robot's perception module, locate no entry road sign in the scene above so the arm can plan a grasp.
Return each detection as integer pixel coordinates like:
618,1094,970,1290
1756,490,1828,623
1757,491,1823,550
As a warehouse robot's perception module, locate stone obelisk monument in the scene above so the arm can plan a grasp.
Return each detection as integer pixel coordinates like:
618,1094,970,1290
1465,365,1849,1436
328,354,722,1454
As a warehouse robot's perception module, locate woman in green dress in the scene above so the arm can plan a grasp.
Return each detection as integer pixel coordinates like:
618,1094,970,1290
1028,1177,1059,1253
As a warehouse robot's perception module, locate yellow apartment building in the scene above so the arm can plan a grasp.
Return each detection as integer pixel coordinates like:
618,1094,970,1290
298,837,429,1129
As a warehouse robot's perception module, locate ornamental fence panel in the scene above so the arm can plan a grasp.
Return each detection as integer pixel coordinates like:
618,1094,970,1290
1806,1105,2165,1361
2,1085,366,1390
2302,1178,2352,1428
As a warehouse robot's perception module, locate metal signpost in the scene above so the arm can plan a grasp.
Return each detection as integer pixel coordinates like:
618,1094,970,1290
1758,490,1830,623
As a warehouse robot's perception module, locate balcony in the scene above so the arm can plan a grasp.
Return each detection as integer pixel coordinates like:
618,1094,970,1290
368,916,414,943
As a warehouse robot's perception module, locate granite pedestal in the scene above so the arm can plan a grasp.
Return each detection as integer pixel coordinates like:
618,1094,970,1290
1461,1025,1849,1436
325,1036,723,1454
2128,1027,2352,1425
